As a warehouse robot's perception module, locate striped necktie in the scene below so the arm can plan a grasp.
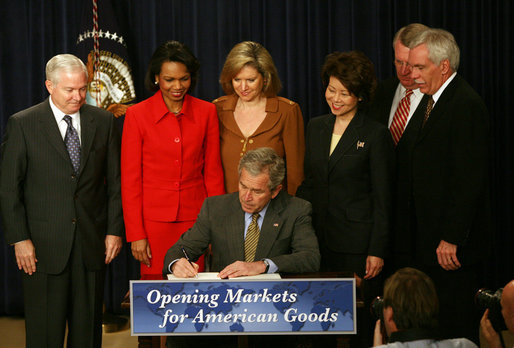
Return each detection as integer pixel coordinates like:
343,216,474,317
389,89,413,145
244,213,260,262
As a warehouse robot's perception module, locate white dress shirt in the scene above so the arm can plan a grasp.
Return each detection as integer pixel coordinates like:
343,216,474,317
244,203,278,273
49,97,82,143
387,85,424,129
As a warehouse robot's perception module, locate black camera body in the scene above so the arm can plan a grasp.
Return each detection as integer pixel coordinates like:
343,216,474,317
371,296,385,322
476,288,506,332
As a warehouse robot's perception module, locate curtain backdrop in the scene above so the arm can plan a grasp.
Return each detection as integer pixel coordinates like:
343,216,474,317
1,0,512,315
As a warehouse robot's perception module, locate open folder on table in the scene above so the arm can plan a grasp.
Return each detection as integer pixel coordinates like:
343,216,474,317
167,272,281,280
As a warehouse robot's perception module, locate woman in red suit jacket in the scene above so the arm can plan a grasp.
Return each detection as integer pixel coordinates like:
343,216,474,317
122,41,225,278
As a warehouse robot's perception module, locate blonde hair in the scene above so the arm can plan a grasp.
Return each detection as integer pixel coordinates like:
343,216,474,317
219,41,282,97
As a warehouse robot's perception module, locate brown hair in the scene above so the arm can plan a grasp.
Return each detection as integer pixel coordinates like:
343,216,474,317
383,267,439,330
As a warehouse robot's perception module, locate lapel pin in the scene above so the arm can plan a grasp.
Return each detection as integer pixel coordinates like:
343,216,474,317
273,223,279,227
357,141,365,149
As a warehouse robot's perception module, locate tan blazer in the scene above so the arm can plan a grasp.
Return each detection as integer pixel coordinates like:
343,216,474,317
214,94,305,195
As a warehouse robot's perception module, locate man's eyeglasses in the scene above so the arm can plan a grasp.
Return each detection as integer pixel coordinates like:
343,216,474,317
394,60,411,69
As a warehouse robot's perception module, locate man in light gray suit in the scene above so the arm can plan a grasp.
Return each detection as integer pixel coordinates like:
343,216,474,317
0,54,123,347
164,147,320,278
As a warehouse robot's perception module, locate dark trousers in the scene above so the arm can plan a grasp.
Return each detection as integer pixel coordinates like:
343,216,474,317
318,245,384,348
417,264,480,344
22,233,105,348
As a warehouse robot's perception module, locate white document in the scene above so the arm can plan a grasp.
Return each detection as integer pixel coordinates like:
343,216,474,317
167,272,282,280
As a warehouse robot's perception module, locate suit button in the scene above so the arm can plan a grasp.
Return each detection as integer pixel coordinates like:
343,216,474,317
71,218,77,224
249,139,254,144
240,139,244,143
174,137,180,143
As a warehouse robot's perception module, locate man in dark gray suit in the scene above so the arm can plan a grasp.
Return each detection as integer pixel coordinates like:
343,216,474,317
164,147,320,278
371,24,430,272
405,28,489,343
0,54,123,347
372,23,429,134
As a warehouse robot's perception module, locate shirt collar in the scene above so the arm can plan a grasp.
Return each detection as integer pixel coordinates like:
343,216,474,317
432,72,457,104
49,96,81,124
398,84,423,99
152,91,194,124
220,94,278,113
389,327,441,343
244,201,270,221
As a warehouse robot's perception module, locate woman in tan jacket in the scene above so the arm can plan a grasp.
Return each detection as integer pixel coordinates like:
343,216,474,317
214,41,304,195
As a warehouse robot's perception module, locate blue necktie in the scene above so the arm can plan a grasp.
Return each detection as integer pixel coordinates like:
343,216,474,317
63,115,81,174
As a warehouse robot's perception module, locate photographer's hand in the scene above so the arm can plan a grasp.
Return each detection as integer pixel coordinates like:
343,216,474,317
480,309,502,348
373,319,385,346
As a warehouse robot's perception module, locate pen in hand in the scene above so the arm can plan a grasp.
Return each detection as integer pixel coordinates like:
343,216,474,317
181,246,198,277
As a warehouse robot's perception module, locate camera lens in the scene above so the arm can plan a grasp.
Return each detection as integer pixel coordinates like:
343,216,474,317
370,296,384,322
475,288,506,332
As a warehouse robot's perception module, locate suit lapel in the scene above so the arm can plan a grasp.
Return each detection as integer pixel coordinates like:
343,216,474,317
255,192,285,260
328,111,364,172
318,115,334,168
39,100,73,165
417,76,459,142
78,108,96,176
379,78,400,126
225,195,246,261
397,94,428,147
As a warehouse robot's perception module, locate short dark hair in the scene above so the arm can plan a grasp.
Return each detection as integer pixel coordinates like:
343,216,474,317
238,148,285,191
383,267,439,331
321,51,377,108
144,40,200,92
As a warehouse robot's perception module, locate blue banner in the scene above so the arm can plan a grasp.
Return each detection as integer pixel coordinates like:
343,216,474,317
130,278,356,335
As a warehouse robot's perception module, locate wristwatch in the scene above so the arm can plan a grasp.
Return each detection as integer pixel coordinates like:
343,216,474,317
262,259,270,274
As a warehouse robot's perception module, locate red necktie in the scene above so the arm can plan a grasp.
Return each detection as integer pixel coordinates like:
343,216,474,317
390,89,414,145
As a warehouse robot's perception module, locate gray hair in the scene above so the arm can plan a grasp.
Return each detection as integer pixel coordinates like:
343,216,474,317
238,147,285,191
393,23,430,48
409,28,460,72
46,54,88,84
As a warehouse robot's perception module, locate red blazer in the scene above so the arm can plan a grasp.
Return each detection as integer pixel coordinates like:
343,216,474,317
121,91,225,242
